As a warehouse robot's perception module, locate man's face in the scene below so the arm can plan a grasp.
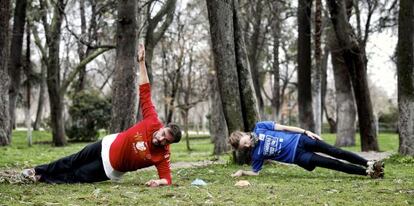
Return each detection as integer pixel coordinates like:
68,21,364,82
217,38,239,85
152,127,174,146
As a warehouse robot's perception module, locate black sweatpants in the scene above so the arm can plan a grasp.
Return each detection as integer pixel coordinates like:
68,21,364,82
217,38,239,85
294,135,368,176
35,140,109,183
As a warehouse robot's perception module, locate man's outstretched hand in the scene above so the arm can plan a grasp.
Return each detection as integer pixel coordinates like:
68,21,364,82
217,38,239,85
145,179,160,187
137,43,145,63
145,178,168,187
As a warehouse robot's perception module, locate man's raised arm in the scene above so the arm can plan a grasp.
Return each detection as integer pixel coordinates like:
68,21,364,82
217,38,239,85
137,43,157,119
137,44,149,85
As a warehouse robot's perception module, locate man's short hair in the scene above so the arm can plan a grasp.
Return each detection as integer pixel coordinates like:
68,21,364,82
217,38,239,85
167,123,182,143
228,131,245,150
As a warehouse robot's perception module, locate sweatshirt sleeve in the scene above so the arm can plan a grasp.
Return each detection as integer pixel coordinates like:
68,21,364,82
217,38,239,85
139,83,158,120
252,158,264,173
155,155,172,185
255,121,276,130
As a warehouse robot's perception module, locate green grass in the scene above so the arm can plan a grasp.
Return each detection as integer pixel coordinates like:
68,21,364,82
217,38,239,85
321,133,399,152
1,131,413,205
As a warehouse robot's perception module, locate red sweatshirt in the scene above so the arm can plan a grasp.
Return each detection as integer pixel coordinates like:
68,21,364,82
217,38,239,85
109,83,172,184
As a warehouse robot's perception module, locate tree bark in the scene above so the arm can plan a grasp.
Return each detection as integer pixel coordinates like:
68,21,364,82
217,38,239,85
182,110,191,151
326,0,379,151
247,0,264,115
0,0,11,146
30,19,47,131
397,0,414,156
298,0,315,131
110,0,138,133
24,23,32,146
270,0,281,121
328,28,356,146
8,0,27,134
207,0,244,133
44,0,67,146
33,62,47,131
9,0,27,134
312,0,322,135
75,0,87,92
207,0,244,163
207,0,259,164
209,73,229,155
234,0,260,131
321,45,329,132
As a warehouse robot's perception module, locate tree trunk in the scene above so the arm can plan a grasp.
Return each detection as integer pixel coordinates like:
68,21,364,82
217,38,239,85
324,105,337,133
271,0,281,121
326,0,379,151
397,0,414,156
8,0,27,134
0,0,11,146
298,0,315,131
182,110,191,151
207,0,259,164
247,0,264,115
110,0,138,133
75,0,87,92
144,0,176,83
33,63,46,130
321,42,329,131
207,0,244,132
207,0,245,164
328,28,356,146
233,0,260,131
45,0,67,146
25,21,32,146
312,0,322,135
209,73,228,155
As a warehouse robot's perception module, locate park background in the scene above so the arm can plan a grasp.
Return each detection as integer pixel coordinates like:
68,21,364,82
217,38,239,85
0,0,413,205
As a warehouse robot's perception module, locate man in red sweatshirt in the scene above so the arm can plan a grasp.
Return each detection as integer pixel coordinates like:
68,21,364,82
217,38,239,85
22,44,182,187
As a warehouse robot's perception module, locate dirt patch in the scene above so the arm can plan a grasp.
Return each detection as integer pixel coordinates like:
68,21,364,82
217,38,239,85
138,159,227,171
354,151,393,161
0,169,34,184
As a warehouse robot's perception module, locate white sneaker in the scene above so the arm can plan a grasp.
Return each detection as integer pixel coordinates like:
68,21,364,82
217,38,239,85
21,168,39,182
366,160,384,179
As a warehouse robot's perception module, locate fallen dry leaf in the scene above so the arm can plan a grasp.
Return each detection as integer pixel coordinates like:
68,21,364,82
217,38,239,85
234,180,250,187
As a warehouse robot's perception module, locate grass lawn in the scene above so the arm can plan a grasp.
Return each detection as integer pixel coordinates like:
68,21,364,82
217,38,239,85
0,131,413,205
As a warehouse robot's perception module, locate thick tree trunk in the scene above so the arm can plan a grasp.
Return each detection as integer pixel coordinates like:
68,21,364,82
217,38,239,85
233,0,260,131
110,0,138,133
328,28,356,146
298,0,315,131
46,0,66,146
209,73,229,155
0,72,10,146
312,0,322,135
8,0,27,134
327,0,379,151
0,0,11,146
75,0,87,92
397,0,414,156
207,0,259,164
206,0,244,133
